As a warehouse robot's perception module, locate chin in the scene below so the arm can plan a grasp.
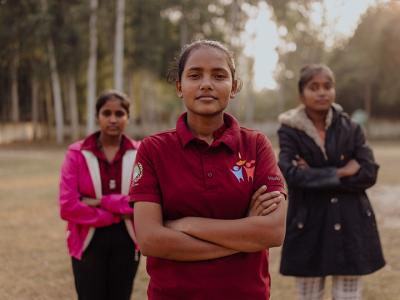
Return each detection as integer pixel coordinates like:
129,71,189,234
315,104,332,112
104,131,122,137
196,109,225,117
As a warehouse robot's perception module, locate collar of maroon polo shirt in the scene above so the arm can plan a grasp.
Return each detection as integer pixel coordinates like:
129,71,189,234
80,131,135,162
176,112,241,153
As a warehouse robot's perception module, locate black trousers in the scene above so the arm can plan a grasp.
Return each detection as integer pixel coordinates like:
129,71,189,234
71,222,140,300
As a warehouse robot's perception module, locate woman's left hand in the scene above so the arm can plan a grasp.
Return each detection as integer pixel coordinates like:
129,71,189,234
247,185,284,217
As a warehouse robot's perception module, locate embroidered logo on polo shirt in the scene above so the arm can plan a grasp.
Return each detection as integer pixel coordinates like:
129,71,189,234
230,152,256,183
132,162,143,184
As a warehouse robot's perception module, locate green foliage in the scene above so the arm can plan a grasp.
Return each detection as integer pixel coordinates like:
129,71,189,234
0,0,263,125
330,2,400,118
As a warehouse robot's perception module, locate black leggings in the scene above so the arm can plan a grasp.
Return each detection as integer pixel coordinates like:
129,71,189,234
71,222,140,300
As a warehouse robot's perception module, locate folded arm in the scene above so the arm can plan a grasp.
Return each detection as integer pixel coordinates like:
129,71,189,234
278,129,341,189
134,201,237,261
339,125,379,191
59,150,120,227
166,194,286,252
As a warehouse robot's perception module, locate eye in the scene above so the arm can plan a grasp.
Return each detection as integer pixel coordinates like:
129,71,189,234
324,82,333,90
187,73,200,79
101,110,112,117
115,111,126,117
214,73,228,80
309,83,318,91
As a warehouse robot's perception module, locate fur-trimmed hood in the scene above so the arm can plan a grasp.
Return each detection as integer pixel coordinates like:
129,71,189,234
278,103,343,159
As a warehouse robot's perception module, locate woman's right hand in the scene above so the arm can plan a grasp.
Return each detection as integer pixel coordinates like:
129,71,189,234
337,159,361,178
81,197,101,207
248,185,283,217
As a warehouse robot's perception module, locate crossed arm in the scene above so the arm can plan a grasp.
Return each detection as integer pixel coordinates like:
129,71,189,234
134,187,286,261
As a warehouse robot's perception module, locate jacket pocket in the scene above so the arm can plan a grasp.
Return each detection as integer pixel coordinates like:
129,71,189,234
290,205,308,231
359,193,375,218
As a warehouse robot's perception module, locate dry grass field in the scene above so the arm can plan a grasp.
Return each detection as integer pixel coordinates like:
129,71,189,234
0,141,399,299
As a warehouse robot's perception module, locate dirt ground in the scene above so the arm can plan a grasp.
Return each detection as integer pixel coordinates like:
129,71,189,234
0,141,398,299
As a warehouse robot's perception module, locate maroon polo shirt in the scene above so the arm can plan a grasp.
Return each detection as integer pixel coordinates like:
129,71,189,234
81,132,135,196
131,113,285,300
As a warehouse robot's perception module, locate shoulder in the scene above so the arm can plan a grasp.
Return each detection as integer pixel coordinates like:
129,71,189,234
278,124,300,139
138,129,178,152
62,140,85,168
124,135,141,150
239,126,273,148
67,140,84,152
335,109,360,132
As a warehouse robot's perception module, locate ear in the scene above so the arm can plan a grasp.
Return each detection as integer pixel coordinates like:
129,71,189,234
230,80,238,99
176,81,183,98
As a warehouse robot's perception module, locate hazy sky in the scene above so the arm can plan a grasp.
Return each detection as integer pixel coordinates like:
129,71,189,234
243,0,386,90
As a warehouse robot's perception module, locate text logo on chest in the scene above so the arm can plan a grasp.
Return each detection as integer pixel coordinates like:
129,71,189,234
230,152,256,183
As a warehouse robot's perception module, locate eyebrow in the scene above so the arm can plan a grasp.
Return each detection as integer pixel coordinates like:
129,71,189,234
186,67,229,73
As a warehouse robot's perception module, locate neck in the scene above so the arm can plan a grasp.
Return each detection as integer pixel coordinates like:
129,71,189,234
305,108,328,130
186,113,224,145
98,132,122,148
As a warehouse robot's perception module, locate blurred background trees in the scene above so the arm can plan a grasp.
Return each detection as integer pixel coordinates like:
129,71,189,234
0,0,399,143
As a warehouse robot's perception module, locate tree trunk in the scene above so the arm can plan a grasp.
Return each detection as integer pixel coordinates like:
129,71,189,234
31,74,39,139
86,0,98,135
133,71,143,125
127,70,136,121
10,51,20,122
41,0,64,143
45,81,54,140
114,0,125,91
68,74,79,141
47,40,65,144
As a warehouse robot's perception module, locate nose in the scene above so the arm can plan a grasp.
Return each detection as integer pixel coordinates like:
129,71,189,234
200,75,213,90
109,114,117,123
317,87,327,96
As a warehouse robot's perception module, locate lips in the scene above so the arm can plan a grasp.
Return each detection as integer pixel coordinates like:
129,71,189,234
316,98,330,103
195,95,217,100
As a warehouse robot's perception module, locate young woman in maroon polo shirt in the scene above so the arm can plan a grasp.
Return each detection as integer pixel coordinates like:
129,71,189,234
59,90,140,300
131,40,287,300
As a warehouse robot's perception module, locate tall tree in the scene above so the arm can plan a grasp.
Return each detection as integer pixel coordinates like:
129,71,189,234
114,0,125,91
10,48,20,122
86,0,98,134
46,38,64,143
31,72,39,139
41,0,64,143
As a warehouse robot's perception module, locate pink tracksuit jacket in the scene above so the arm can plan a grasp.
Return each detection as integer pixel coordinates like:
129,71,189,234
59,135,140,259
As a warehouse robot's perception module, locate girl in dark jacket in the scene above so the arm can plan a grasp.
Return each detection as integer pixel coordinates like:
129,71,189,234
278,64,385,300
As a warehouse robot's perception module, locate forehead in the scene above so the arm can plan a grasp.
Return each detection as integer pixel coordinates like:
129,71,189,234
100,97,125,110
184,46,230,71
306,72,333,84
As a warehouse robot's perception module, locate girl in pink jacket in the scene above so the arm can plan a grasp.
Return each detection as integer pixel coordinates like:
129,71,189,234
59,90,140,300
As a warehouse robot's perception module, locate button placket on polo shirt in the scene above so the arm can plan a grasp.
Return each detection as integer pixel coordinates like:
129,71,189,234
203,152,217,190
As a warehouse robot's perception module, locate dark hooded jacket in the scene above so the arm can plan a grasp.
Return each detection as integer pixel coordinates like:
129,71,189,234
278,104,385,276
